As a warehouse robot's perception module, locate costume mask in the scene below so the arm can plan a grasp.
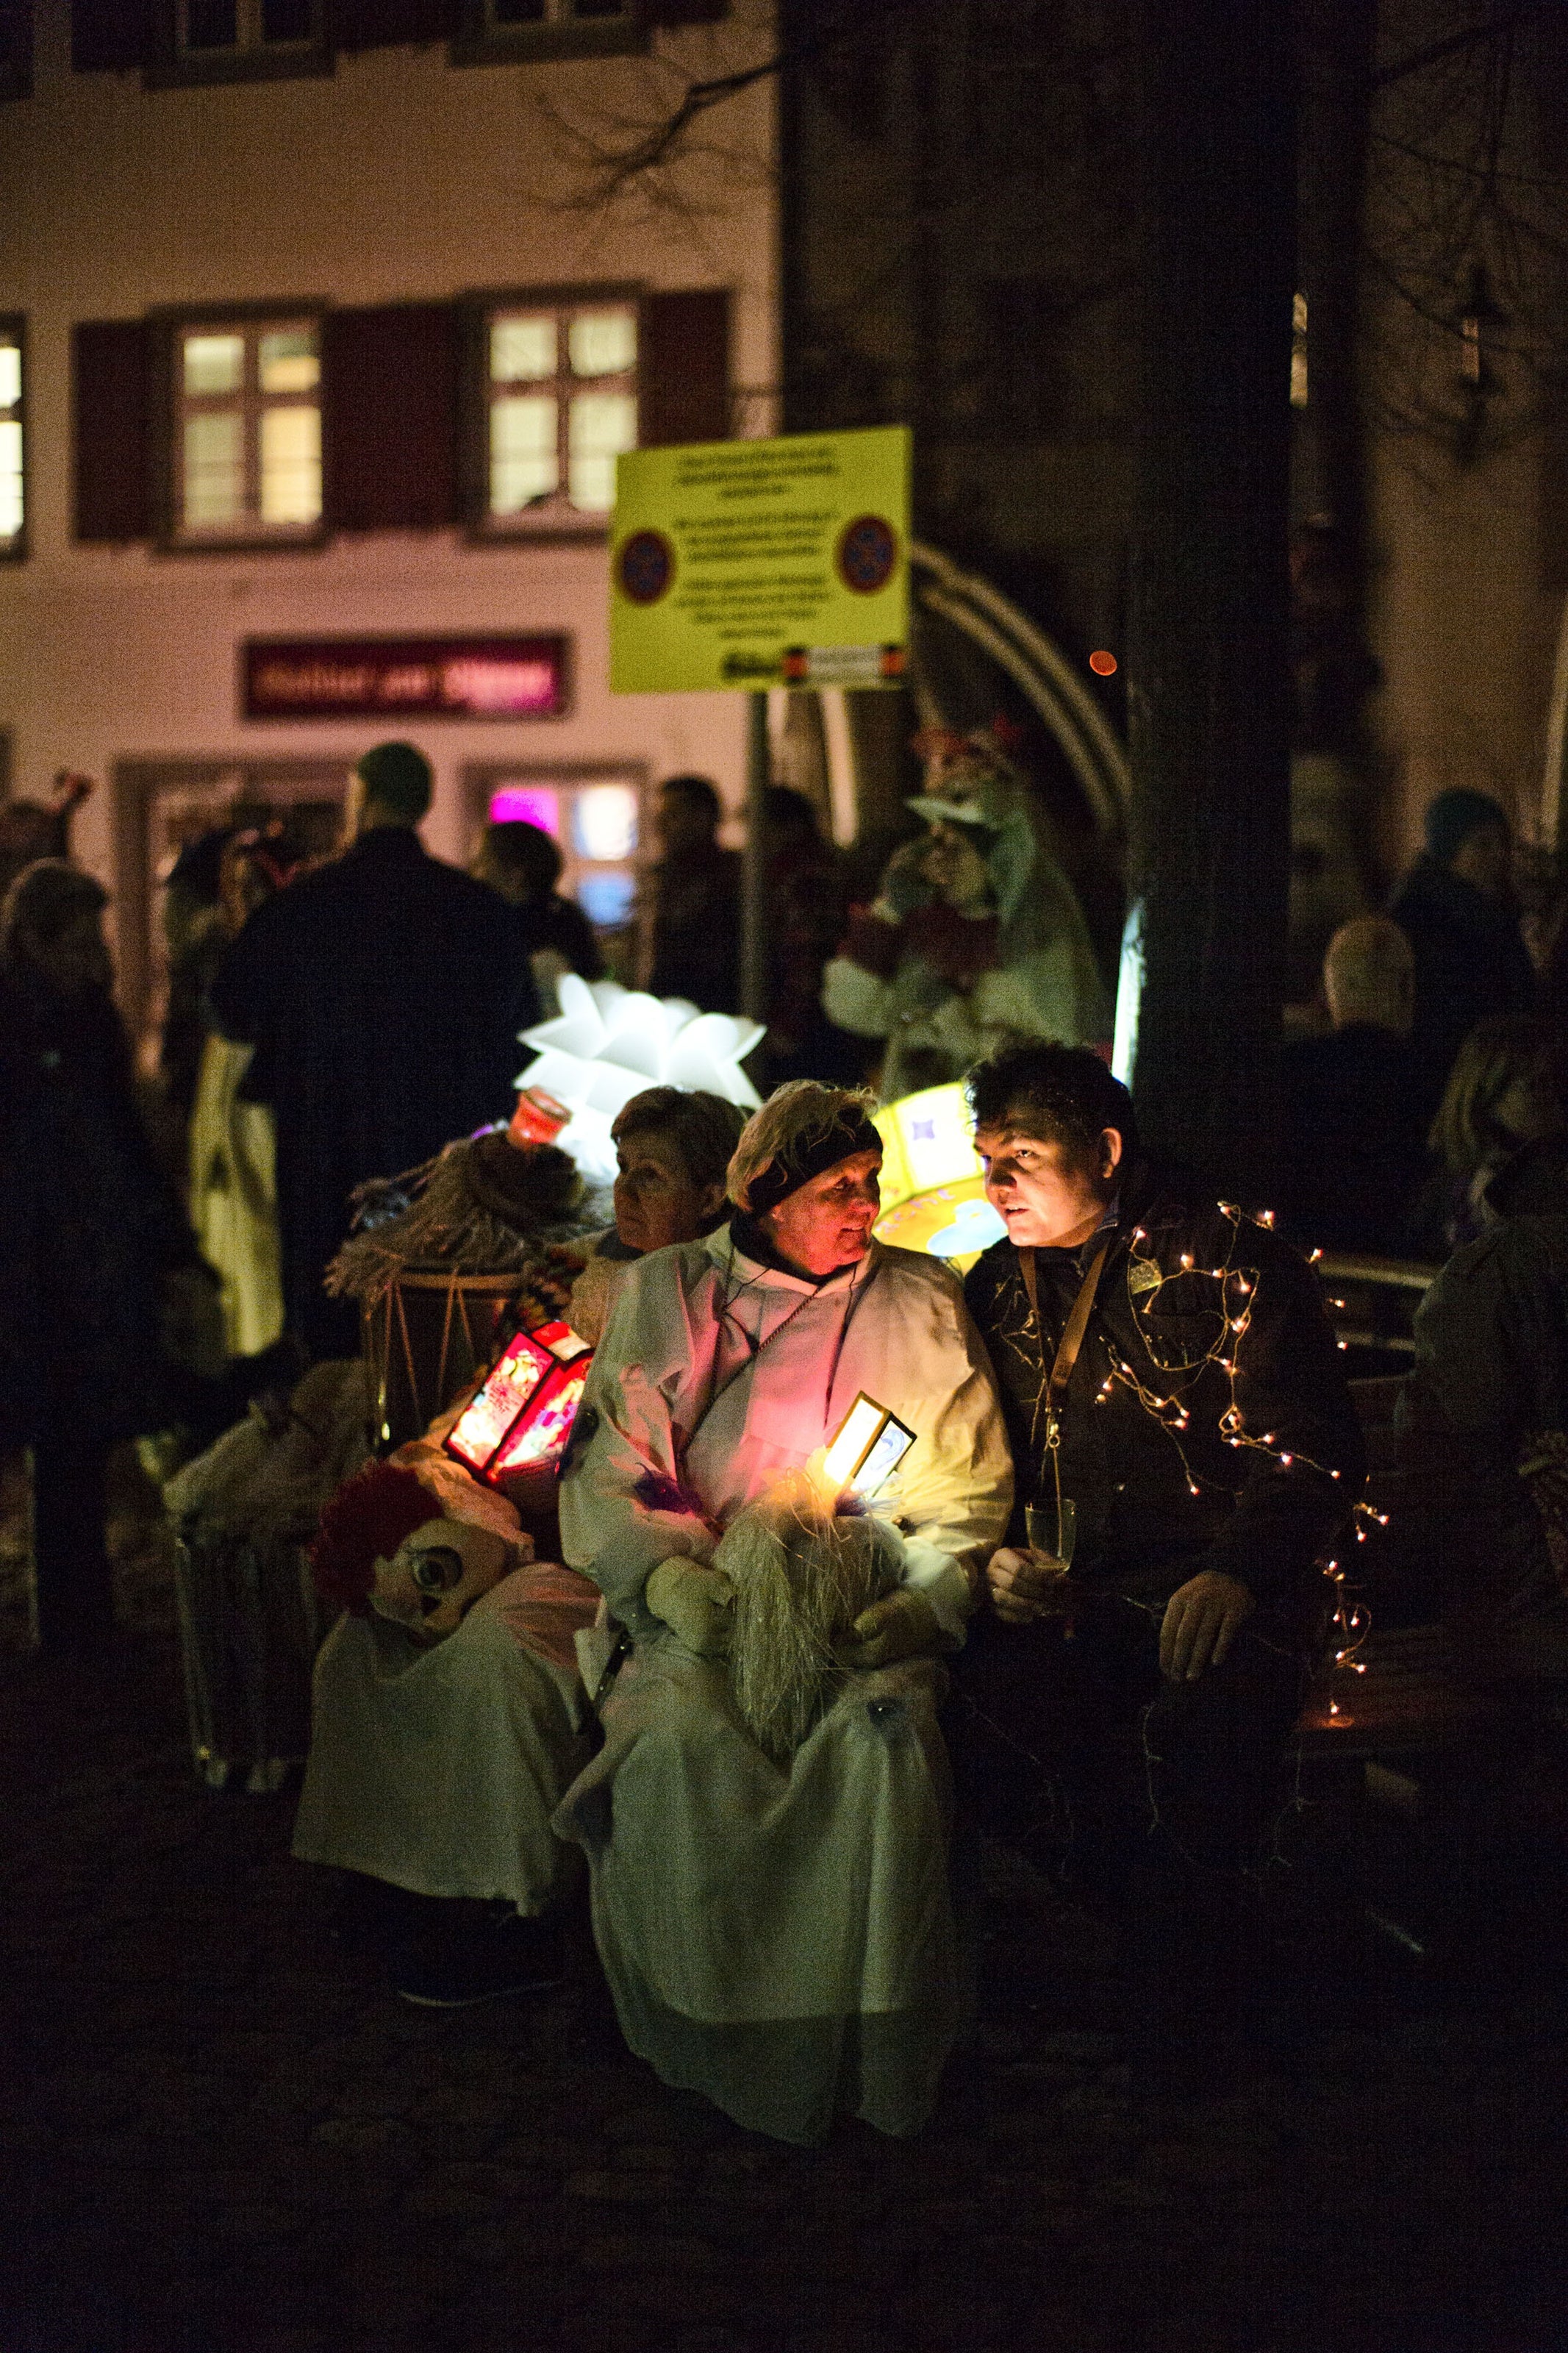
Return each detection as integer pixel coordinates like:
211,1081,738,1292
368,1515,513,1643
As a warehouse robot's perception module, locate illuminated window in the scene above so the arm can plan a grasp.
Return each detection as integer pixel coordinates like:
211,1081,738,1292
173,318,321,543
0,322,23,557
484,299,637,526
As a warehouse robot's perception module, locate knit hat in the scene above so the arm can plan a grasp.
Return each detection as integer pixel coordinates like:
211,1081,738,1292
746,1105,883,1215
1424,788,1506,868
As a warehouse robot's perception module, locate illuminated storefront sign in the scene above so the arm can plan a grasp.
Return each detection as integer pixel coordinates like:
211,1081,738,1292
242,636,570,721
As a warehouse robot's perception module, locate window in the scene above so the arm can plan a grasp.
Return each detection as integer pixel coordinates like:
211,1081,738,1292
172,318,322,544
151,0,328,85
483,299,638,530
0,321,23,557
455,0,643,65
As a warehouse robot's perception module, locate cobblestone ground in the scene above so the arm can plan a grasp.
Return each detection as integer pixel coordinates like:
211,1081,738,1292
2,1597,1567,2347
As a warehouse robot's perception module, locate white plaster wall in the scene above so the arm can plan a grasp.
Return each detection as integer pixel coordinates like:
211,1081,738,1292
1364,426,1560,874
0,0,779,890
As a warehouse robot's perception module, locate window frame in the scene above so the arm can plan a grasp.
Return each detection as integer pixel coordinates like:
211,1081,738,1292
0,313,26,563
146,0,332,90
451,0,646,70
155,302,329,555
465,283,643,543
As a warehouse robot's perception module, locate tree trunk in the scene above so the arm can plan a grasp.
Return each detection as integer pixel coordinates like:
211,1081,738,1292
1126,0,1297,1205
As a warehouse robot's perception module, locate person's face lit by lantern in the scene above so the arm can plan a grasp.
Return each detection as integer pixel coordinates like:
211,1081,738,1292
974,1119,1123,1252
762,1149,882,1279
613,1127,726,1255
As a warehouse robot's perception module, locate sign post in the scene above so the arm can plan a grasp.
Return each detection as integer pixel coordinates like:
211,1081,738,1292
610,425,912,1028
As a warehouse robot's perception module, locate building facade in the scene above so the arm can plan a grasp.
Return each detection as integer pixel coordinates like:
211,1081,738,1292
0,0,777,1035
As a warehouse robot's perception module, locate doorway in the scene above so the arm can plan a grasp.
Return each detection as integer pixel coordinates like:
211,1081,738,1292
113,757,351,1058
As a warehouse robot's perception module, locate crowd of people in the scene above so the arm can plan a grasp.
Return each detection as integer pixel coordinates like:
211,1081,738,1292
1,730,1564,2139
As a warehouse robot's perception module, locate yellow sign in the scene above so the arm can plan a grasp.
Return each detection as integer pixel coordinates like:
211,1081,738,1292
610,426,910,694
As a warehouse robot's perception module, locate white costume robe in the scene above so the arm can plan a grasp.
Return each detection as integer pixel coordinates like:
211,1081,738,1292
554,1227,1012,2142
293,1417,601,1915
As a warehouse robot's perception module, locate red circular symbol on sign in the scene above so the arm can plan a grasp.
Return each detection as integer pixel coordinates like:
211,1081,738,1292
837,514,898,596
618,529,675,606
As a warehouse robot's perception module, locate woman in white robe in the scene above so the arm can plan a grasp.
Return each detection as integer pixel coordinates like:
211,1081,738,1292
554,1082,1012,2143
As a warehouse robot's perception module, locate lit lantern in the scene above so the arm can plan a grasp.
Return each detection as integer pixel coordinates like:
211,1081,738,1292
822,1393,916,1499
445,1321,593,1485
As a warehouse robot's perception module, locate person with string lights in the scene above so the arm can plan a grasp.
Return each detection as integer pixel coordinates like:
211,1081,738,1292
956,1043,1366,2090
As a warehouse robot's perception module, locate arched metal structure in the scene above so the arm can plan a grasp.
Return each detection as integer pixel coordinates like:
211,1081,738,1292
909,540,1132,840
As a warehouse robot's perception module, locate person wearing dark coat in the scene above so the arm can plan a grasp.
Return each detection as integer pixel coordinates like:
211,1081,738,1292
0,861,212,1655
641,774,742,1013
209,743,539,1363
472,818,606,993
1389,788,1536,1124
1278,915,1428,1256
953,1044,1364,2088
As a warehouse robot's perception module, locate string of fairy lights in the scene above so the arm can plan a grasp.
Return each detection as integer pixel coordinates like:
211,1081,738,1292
1085,1199,1380,1696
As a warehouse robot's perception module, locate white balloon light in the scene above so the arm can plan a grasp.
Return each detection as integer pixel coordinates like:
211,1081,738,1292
515,974,765,1182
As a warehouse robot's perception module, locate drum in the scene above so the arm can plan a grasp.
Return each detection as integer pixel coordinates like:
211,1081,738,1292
361,1267,523,1454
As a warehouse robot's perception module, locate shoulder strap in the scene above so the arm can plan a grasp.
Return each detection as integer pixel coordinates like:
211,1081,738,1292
1020,1239,1111,1418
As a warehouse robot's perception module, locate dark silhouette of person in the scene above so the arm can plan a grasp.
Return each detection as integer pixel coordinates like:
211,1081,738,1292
1278,916,1428,1257
210,743,538,1363
472,818,605,994
0,861,212,1655
1389,788,1536,1124
642,775,741,1013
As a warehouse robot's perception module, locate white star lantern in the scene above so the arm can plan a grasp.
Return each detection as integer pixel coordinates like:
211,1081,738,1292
515,974,765,1183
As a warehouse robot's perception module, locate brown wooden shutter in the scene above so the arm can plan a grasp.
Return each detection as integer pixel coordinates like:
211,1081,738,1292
331,0,461,49
73,319,154,542
321,303,460,532
71,0,148,71
638,288,731,449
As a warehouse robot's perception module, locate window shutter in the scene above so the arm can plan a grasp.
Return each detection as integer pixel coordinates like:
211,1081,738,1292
322,303,460,532
72,0,148,71
73,319,154,543
639,0,728,24
331,0,460,49
638,289,731,449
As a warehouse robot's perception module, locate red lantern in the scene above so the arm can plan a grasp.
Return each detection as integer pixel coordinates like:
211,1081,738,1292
445,1320,593,1485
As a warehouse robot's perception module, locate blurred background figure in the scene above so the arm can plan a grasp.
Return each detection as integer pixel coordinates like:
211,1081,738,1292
187,832,310,1360
755,786,859,1090
641,774,741,1013
821,724,1110,1102
1390,788,1536,1124
473,817,604,1015
210,741,538,1365
1406,1014,1563,1261
0,771,93,905
0,861,218,1657
1278,915,1426,1256
160,827,237,1126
